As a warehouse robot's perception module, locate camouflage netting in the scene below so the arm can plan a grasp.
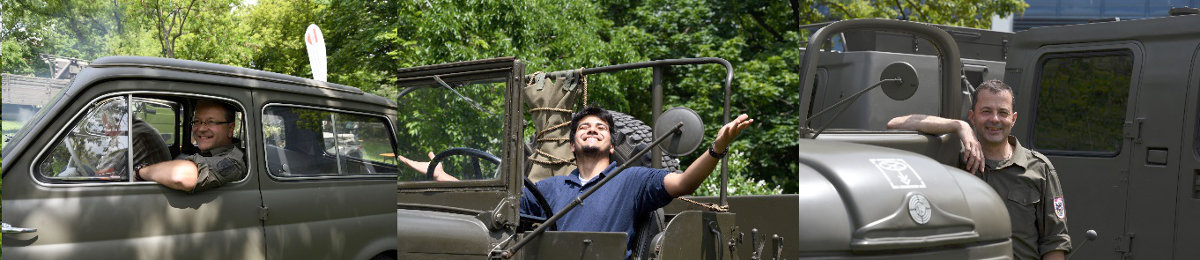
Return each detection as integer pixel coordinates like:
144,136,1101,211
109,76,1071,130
523,70,586,182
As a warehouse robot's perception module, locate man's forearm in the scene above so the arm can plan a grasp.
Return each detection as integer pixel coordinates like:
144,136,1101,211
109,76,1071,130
138,160,199,191
665,147,722,197
887,114,965,135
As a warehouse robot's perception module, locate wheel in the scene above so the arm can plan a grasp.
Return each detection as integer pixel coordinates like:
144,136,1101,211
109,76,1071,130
610,111,680,172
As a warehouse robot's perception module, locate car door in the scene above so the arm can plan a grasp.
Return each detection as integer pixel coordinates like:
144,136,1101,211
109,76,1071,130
254,91,399,260
1176,42,1200,260
1,80,265,259
1014,42,1141,259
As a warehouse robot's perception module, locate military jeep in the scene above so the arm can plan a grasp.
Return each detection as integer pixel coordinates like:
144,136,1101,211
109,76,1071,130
1,56,399,259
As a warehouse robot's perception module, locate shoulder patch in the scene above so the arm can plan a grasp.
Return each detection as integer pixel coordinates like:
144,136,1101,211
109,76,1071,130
1053,197,1066,220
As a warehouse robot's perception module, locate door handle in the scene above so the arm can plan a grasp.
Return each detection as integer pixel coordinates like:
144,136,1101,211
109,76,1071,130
2,222,38,234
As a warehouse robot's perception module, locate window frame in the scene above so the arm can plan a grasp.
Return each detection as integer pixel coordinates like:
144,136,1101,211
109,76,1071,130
260,103,400,181
1028,42,1142,157
31,90,252,187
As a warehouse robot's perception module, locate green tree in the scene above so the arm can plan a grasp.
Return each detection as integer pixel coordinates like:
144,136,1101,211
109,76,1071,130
394,0,1026,195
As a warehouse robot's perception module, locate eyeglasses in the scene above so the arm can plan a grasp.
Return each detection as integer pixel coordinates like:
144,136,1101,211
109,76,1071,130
192,120,233,127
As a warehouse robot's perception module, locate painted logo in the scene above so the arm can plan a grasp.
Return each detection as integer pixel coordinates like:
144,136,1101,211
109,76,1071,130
908,193,932,225
870,158,926,189
1054,197,1066,220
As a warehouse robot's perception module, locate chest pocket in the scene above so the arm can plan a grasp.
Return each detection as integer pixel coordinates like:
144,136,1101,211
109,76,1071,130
1004,186,1041,219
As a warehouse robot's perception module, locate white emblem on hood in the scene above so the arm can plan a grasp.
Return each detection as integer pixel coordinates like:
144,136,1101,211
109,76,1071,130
870,158,927,189
908,193,932,225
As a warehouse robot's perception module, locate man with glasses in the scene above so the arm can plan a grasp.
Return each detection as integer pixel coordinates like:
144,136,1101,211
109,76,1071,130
137,100,246,193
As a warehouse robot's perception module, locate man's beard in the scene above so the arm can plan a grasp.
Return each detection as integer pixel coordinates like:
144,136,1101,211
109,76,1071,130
577,145,607,158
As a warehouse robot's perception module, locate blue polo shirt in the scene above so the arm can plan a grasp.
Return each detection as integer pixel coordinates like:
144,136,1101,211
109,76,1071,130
520,162,675,256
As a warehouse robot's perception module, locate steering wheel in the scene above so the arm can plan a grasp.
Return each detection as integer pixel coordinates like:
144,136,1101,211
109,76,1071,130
427,147,502,180
426,147,556,231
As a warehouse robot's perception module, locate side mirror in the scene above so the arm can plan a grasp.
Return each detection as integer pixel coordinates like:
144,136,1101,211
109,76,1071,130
654,107,704,156
880,61,920,101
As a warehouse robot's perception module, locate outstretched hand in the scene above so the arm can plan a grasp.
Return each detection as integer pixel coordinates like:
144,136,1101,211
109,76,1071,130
712,114,754,152
398,152,453,181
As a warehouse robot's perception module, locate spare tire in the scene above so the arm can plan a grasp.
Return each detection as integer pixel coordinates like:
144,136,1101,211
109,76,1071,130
610,111,680,172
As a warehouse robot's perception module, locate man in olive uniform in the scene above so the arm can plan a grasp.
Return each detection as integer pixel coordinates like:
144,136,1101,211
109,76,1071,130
887,80,1071,260
137,100,246,193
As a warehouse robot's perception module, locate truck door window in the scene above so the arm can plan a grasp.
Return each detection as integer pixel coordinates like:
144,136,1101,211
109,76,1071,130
37,96,131,181
262,106,399,177
1033,51,1133,155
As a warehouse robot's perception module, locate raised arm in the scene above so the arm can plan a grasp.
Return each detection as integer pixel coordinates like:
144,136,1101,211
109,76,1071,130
888,114,983,173
663,114,754,197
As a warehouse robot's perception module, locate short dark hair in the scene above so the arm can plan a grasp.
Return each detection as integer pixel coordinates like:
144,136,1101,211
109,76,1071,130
195,100,237,122
568,105,615,144
972,79,1016,110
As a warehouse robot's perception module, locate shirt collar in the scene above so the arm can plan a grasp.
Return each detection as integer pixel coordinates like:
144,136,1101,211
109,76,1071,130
994,136,1034,170
565,162,619,186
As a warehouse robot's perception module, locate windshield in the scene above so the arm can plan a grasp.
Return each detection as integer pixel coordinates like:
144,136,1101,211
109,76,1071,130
395,76,507,182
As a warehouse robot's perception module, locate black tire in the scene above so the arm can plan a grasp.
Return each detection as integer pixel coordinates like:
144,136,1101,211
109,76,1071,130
610,111,680,172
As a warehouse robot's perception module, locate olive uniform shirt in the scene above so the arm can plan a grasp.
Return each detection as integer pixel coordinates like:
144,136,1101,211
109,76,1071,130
967,136,1072,260
185,141,246,193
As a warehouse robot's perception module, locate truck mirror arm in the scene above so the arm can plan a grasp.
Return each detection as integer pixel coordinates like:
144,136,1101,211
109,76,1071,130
803,78,902,138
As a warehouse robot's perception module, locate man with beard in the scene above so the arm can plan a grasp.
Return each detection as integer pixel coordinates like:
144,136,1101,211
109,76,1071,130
887,80,1071,260
137,100,246,193
402,105,754,257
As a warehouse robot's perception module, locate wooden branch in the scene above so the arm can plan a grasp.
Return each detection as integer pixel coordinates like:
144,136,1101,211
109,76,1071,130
749,10,784,42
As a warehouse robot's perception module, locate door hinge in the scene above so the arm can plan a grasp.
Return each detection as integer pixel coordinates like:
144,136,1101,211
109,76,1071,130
1115,232,1135,259
259,206,270,221
1124,118,1145,143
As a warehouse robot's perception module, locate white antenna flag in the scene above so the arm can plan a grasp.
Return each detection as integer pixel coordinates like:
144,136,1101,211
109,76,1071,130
303,24,328,82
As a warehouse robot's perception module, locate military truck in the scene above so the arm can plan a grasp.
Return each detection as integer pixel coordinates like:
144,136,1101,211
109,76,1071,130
1,56,399,259
793,10,1200,260
394,54,1014,258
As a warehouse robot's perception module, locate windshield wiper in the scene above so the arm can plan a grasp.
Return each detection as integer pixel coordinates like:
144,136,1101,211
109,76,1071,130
433,75,495,118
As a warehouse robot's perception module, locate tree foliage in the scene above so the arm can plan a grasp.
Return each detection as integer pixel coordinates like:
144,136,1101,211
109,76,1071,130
3,0,1027,196
394,0,1025,195
1,0,392,88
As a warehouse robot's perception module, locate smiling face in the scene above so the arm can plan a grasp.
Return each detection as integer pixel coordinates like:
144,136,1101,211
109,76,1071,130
968,89,1018,146
571,115,614,158
192,102,235,151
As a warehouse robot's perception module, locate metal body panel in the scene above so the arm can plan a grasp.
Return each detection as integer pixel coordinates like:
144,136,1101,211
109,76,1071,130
250,74,399,260
1005,15,1200,259
815,130,959,166
656,211,738,260
514,232,627,260
397,209,492,256
2,79,266,259
1177,42,1200,260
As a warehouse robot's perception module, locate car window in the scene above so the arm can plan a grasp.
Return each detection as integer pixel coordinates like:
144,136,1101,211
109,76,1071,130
133,98,179,148
1032,50,1133,155
36,95,233,183
396,78,506,182
263,106,399,177
37,96,131,181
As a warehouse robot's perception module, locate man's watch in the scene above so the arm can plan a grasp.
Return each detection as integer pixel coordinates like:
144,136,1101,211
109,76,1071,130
133,162,151,180
708,145,727,159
